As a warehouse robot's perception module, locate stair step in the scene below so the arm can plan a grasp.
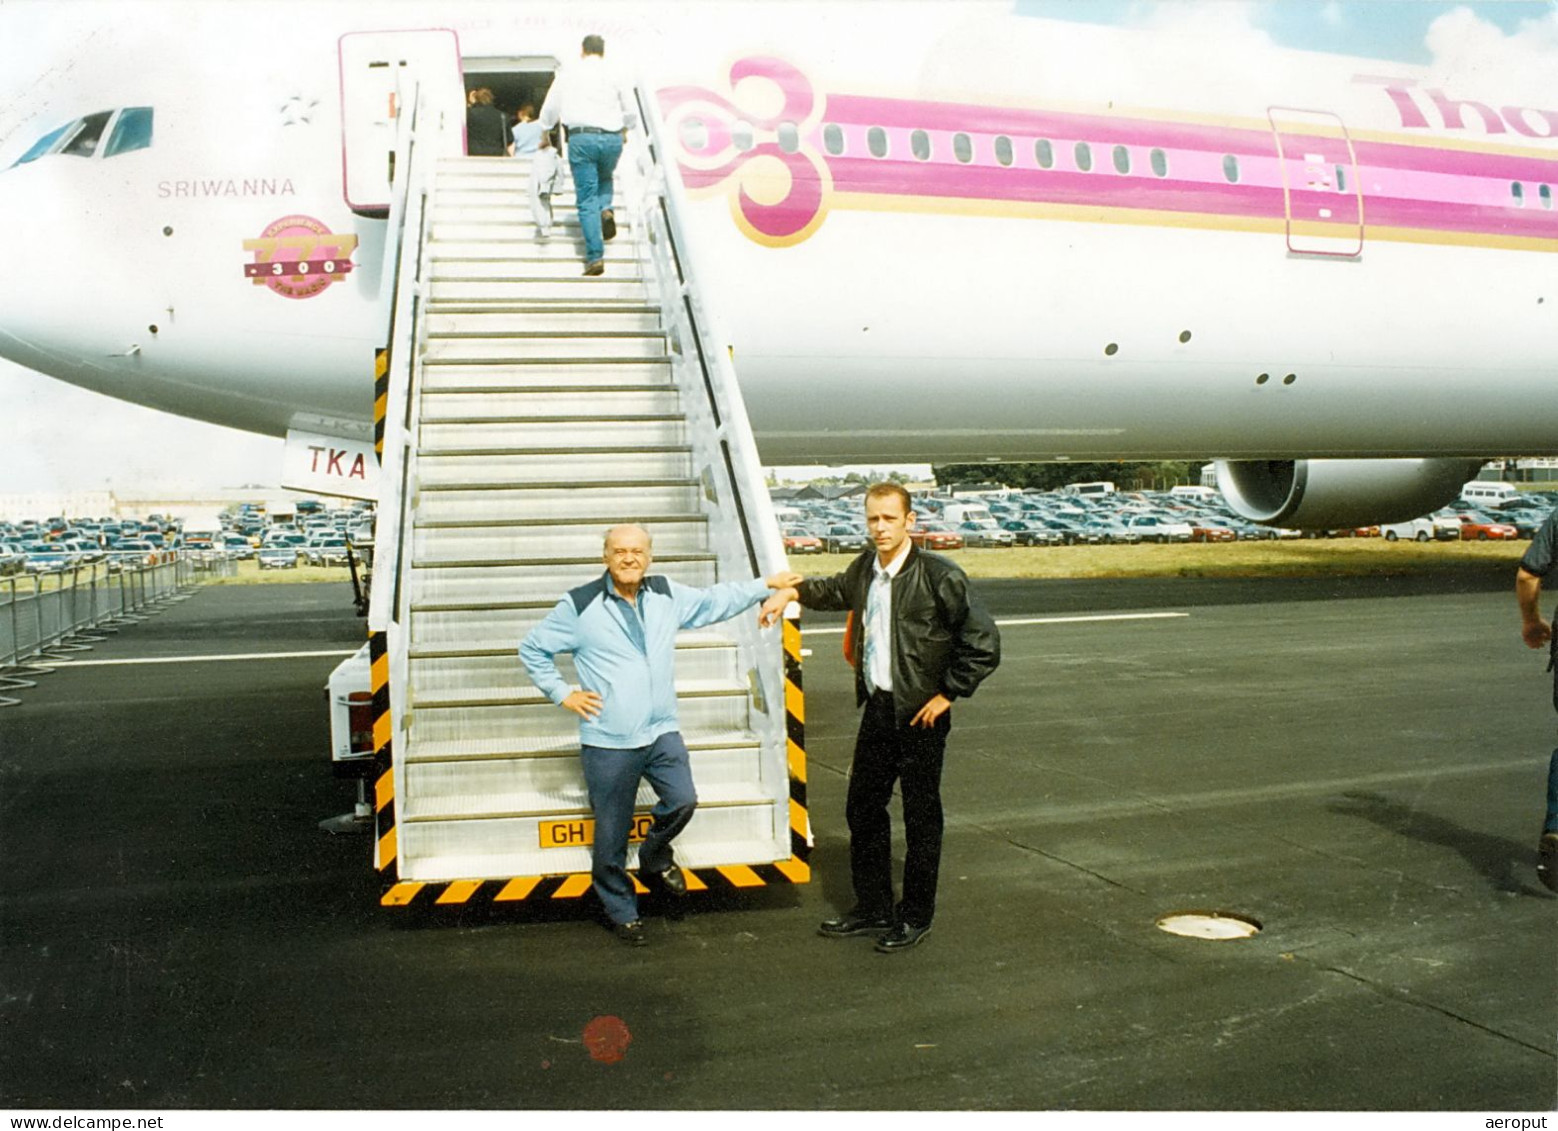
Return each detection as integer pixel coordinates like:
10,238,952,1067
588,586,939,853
410,674,746,710
421,335,665,362
424,309,660,334
407,726,758,764
411,483,701,523
393,804,783,885
410,640,738,699
419,361,671,392
427,278,649,302
427,241,638,263
423,257,645,282
407,559,721,607
417,420,685,454
409,627,733,660
410,520,708,565
419,387,679,420
402,778,773,823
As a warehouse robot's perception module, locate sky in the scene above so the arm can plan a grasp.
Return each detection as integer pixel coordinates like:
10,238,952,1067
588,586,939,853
1,0,1555,499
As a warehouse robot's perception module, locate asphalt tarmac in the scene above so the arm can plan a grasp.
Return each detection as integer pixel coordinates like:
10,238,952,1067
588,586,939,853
1,572,1554,1112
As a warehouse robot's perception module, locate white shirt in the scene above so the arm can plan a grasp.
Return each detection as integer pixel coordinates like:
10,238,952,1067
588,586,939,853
538,55,632,133
863,540,911,693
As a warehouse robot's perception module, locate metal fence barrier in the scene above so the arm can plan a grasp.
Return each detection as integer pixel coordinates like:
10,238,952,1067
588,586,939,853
0,554,236,706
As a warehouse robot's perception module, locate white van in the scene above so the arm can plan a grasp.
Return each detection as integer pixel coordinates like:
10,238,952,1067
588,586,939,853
940,502,994,525
1061,481,1116,498
1168,485,1219,501
1460,481,1518,505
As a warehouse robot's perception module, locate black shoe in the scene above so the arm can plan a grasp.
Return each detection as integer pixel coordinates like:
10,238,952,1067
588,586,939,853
818,910,893,938
875,921,931,953
600,209,616,241
652,861,687,897
1539,833,1558,893
613,920,647,946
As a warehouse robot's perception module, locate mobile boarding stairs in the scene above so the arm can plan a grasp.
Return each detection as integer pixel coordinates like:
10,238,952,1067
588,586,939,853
343,87,809,909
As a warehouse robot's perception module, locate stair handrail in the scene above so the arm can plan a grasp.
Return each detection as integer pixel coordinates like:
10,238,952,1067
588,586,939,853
368,83,436,637
629,82,796,862
628,83,788,583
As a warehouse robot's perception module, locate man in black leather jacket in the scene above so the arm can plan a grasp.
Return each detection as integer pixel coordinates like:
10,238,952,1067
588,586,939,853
761,483,1000,951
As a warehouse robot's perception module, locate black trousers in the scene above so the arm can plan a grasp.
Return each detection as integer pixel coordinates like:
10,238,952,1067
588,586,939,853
847,690,951,927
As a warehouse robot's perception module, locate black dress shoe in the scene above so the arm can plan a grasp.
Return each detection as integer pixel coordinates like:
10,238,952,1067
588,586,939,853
875,921,931,952
652,861,687,897
1539,833,1558,893
817,911,893,938
600,209,617,241
612,920,647,946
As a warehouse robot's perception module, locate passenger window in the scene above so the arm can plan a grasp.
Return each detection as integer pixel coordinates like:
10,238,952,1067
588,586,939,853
104,107,154,157
732,122,754,152
1335,164,1348,193
1511,181,1525,206
59,110,113,158
12,122,70,166
1222,154,1240,183
867,126,888,158
1541,184,1553,211
678,117,709,152
823,123,844,156
776,122,799,154
1035,138,1053,169
994,135,1013,167
1112,145,1130,174
952,132,973,164
910,129,931,161
1074,142,1092,172
1150,148,1168,177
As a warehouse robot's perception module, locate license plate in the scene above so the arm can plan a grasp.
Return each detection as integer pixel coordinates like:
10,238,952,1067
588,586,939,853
539,813,653,849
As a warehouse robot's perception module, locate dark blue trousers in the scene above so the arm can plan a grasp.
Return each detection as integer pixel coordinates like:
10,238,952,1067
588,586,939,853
579,731,697,925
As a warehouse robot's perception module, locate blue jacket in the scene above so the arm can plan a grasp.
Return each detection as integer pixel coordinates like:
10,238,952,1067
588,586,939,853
519,572,770,749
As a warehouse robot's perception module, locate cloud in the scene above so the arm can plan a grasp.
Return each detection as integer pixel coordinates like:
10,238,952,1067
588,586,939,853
1423,5,1558,104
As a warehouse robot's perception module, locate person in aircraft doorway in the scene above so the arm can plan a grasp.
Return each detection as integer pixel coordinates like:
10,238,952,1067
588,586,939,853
520,524,801,945
1515,504,1558,892
465,88,508,157
538,34,632,276
759,483,1001,952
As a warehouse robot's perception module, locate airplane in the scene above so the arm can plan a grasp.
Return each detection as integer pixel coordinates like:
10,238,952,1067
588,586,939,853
0,1,1555,531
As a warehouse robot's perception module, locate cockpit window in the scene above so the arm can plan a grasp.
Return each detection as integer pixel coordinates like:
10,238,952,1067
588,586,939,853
104,107,154,157
13,122,70,166
9,108,153,169
58,111,114,157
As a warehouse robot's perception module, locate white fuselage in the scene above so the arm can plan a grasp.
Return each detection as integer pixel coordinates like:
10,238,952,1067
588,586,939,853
1,4,1554,465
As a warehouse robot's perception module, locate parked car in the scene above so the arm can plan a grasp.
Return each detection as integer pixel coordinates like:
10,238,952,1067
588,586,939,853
999,520,1063,547
909,523,965,551
257,545,300,570
956,521,1016,548
1380,518,1436,542
1118,515,1193,542
822,525,870,555
782,528,824,555
0,544,25,576
21,542,70,572
305,537,352,567
1452,512,1518,540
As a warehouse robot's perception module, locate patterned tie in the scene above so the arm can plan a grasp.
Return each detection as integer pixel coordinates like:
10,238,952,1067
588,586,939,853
864,567,889,691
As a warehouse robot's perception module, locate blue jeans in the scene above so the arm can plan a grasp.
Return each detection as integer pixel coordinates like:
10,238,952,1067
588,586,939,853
565,130,622,264
579,731,697,924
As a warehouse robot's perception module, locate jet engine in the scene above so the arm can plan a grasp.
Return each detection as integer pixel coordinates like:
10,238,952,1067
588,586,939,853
1214,458,1483,531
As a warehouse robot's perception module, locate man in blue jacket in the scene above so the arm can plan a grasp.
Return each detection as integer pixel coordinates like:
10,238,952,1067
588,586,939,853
1516,505,1558,892
520,524,799,944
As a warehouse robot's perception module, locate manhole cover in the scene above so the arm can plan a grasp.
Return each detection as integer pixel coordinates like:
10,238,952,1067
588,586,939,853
1156,911,1262,940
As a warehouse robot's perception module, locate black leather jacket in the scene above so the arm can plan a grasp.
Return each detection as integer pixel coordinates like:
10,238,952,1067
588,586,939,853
796,545,1001,727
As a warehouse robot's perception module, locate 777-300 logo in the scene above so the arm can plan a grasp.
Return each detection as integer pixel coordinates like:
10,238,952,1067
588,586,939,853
242,214,358,300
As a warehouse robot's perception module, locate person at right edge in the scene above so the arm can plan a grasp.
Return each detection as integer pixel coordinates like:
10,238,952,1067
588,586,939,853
760,483,1001,952
1515,503,1558,892
538,34,631,277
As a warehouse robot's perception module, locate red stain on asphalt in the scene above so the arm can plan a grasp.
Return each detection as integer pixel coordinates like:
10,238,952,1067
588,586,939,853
583,1015,632,1064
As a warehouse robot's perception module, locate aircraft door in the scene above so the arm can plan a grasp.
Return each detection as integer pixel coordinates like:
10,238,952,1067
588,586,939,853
339,30,465,215
1268,107,1364,258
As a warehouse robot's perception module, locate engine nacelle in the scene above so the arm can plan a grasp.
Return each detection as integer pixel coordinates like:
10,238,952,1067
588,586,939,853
1215,458,1482,530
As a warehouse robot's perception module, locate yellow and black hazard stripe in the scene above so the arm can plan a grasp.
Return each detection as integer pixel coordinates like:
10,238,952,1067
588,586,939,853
376,618,812,909
368,629,399,878
373,346,390,459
